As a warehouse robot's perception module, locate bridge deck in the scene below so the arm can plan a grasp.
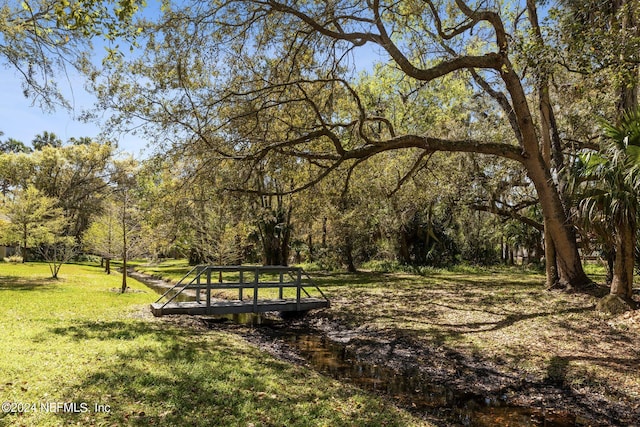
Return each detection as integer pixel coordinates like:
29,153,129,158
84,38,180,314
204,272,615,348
150,265,329,317
151,297,329,316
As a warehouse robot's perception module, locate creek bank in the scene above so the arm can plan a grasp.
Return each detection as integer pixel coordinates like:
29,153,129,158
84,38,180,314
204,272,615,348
232,312,633,427
127,268,197,300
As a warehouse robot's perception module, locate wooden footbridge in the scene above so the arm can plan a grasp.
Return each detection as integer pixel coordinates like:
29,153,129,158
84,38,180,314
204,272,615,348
150,265,330,317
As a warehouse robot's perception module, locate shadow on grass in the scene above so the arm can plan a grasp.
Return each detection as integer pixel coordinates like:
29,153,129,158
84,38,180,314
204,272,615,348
316,270,544,292
542,355,639,424
428,303,595,334
0,275,57,291
313,271,424,287
44,319,417,427
47,320,183,342
558,354,640,379
321,272,560,328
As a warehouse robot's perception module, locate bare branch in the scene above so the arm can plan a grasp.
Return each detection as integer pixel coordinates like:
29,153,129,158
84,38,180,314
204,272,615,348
469,69,523,145
472,203,543,231
388,151,432,196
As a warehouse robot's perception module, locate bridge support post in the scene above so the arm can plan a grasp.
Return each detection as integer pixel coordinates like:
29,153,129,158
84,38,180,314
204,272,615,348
253,268,259,312
196,270,201,303
296,268,301,311
206,267,211,312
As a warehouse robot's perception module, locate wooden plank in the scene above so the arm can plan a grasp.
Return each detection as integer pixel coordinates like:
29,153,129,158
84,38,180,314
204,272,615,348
182,282,301,290
150,298,329,317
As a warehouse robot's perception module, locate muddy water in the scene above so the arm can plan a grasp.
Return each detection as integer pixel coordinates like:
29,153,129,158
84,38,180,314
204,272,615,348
265,327,575,427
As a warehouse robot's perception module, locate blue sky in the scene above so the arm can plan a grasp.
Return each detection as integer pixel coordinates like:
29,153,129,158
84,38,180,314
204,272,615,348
0,63,149,157
0,0,160,158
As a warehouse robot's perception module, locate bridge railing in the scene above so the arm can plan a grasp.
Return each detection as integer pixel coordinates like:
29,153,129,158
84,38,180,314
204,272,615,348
153,265,329,312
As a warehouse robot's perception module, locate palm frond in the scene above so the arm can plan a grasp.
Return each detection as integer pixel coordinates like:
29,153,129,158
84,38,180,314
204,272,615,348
577,109,640,230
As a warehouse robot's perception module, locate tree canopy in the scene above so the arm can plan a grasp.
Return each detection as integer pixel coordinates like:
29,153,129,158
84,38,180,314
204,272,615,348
1,0,640,305
93,0,614,288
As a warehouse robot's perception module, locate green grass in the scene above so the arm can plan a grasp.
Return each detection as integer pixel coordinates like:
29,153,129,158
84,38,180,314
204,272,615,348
0,262,430,427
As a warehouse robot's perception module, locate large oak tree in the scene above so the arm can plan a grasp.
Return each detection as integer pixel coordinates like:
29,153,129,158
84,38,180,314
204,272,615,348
94,0,601,288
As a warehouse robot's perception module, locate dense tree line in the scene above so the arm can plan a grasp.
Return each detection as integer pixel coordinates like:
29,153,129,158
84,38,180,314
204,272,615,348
0,136,534,277
0,1,639,310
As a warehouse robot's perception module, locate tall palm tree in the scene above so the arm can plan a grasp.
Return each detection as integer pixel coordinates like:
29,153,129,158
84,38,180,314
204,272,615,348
31,131,62,151
580,109,640,304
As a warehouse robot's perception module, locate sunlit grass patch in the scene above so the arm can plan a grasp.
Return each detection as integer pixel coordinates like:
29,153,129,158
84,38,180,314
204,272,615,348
132,258,192,282
0,262,430,427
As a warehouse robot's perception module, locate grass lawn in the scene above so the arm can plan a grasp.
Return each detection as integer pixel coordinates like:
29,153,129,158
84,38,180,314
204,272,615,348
133,258,193,282
0,262,430,427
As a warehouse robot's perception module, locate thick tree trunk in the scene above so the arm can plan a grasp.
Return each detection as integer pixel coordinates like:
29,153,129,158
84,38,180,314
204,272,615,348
398,230,411,264
261,227,290,266
189,247,204,266
498,47,590,289
526,0,571,288
604,249,614,285
524,156,590,289
610,218,635,299
307,234,314,262
544,221,559,288
344,235,357,273
321,217,327,248
280,225,291,266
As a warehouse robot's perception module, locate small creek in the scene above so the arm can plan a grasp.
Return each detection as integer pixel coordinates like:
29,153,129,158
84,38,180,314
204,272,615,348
208,315,577,427
129,269,195,302
138,273,578,427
